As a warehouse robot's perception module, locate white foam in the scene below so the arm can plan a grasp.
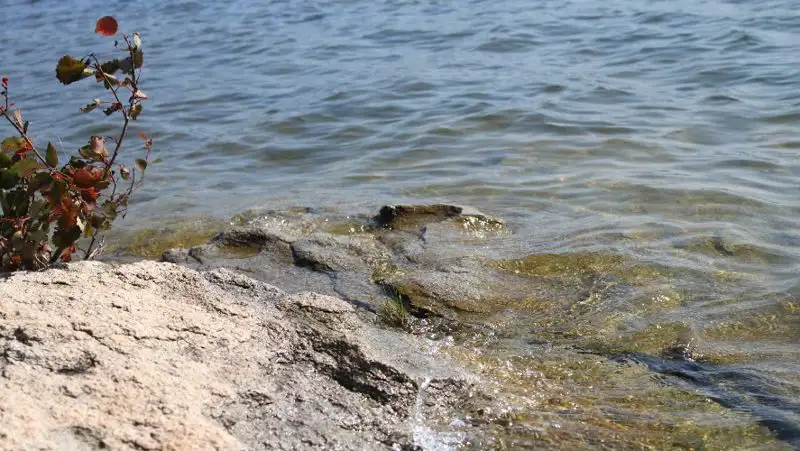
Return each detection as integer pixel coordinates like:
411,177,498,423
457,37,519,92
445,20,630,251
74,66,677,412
411,377,466,451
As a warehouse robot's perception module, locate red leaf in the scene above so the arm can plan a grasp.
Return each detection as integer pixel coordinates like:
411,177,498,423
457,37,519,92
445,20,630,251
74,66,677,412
60,245,76,263
95,16,118,36
55,198,80,229
70,167,103,189
81,187,101,203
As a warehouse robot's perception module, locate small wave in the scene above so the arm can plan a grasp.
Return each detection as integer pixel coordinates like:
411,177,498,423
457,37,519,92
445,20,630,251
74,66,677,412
475,37,538,53
702,94,741,104
761,113,800,124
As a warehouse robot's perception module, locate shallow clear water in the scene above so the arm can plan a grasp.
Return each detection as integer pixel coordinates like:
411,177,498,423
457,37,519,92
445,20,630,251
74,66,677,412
2,0,799,446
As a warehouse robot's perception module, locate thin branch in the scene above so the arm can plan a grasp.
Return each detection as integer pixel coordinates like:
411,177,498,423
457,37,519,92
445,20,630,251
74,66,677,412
90,55,131,179
0,108,50,168
84,44,140,260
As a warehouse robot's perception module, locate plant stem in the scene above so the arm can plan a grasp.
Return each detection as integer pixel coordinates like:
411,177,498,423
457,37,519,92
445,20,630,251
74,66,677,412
85,51,138,260
91,56,131,180
0,109,50,168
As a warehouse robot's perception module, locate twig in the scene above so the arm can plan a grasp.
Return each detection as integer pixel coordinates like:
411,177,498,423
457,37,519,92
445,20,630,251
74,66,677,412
0,109,50,169
84,42,141,260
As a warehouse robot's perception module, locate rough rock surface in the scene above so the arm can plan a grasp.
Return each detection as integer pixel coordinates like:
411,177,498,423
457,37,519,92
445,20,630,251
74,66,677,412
0,261,479,450
160,204,516,319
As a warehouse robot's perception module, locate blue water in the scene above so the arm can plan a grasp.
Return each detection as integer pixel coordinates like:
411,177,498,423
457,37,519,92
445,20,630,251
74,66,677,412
2,0,799,446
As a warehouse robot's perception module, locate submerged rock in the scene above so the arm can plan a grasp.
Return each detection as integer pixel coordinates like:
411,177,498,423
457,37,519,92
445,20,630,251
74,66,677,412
154,205,690,338
292,233,392,272
159,204,514,316
374,204,504,233
0,261,479,450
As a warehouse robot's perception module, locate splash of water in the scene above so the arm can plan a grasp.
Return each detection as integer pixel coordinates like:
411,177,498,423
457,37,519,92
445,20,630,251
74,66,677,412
411,377,466,451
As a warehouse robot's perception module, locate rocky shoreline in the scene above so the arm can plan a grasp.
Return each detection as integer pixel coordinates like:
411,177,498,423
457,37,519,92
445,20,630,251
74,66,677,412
2,204,793,450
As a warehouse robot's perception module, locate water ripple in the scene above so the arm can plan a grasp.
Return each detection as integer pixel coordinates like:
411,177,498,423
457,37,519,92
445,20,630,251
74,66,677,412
2,0,799,443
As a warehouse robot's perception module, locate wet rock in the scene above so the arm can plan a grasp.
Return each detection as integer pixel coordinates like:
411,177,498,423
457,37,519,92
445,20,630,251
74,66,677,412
292,233,392,272
157,205,525,317
161,246,192,264
212,225,293,254
383,266,561,319
375,230,427,264
387,268,502,315
232,207,330,242
0,261,479,450
156,205,657,330
375,204,503,232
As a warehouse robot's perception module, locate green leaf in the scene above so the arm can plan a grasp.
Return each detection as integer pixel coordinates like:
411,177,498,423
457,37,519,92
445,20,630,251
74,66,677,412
133,50,144,68
1,137,25,153
55,55,91,85
80,99,101,113
102,201,118,221
5,188,29,216
22,121,29,134
11,230,24,250
52,226,81,248
78,144,105,162
135,158,147,171
99,59,120,75
32,172,52,190
29,229,47,243
29,200,45,219
45,142,58,168
102,76,120,90
90,213,111,231
0,152,11,169
79,144,93,160
9,158,42,178
0,170,18,190
49,179,67,205
130,104,143,119
68,156,87,168
0,189,8,212
83,219,94,238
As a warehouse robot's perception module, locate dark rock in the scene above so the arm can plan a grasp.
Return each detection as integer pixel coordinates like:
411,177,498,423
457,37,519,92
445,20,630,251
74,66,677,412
375,204,502,232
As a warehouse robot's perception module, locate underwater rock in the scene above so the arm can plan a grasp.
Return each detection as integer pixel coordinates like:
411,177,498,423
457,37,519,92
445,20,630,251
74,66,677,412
375,204,504,232
292,233,392,272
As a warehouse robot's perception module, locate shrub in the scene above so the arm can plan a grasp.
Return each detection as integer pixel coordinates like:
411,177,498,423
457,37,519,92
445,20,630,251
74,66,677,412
0,16,152,271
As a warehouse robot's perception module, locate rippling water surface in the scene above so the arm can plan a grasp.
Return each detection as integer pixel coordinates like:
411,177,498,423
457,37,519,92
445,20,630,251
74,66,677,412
2,0,799,447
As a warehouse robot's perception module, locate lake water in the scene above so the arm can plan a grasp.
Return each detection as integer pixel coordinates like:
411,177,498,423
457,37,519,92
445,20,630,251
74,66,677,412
2,0,799,447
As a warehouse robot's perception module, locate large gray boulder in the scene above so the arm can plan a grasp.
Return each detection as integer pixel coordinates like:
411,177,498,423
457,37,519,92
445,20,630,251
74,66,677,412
0,261,477,450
